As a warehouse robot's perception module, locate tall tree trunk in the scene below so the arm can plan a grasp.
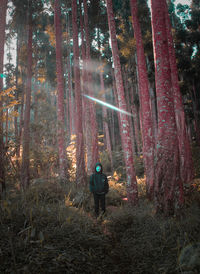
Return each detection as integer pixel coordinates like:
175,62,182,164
18,88,24,159
21,6,33,189
54,0,68,180
79,0,87,143
151,0,183,215
110,84,116,150
130,0,155,200
111,68,123,149
129,85,141,155
0,0,7,194
149,82,158,140
65,12,71,137
106,0,138,204
5,108,8,147
66,53,74,136
123,67,136,156
81,0,92,173
100,66,113,171
134,53,143,154
83,0,99,170
122,68,136,156
164,0,194,183
72,0,86,185
33,79,39,178
14,32,20,157
16,28,27,164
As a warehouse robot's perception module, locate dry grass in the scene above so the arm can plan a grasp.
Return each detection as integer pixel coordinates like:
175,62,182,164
0,175,200,273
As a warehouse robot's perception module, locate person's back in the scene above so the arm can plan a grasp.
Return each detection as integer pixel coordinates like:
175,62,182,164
89,163,109,217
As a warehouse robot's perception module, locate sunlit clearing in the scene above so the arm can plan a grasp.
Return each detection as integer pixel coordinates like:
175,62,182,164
83,94,133,117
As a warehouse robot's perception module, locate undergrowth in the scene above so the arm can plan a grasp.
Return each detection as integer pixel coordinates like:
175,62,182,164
0,176,200,274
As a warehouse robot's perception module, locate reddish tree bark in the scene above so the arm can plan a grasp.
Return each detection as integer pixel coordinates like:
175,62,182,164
129,85,141,155
100,65,113,170
33,80,39,178
14,33,20,157
79,0,87,141
122,67,137,156
80,0,86,64
151,0,183,215
21,7,33,189
18,87,24,159
111,69,121,148
54,0,68,180
66,11,74,136
164,0,194,183
72,0,86,185
67,55,73,136
83,0,99,170
106,0,138,204
111,110,115,149
79,0,87,138
134,53,143,155
5,108,8,146
80,0,92,173
0,0,7,194
17,28,27,163
130,0,155,199
149,82,158,140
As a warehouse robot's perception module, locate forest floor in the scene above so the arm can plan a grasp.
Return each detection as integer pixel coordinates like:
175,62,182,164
0,146,200,274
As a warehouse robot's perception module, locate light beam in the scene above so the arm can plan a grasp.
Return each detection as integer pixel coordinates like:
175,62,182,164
83,94,133,117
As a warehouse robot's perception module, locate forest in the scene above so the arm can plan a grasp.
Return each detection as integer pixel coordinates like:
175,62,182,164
0,0,200,273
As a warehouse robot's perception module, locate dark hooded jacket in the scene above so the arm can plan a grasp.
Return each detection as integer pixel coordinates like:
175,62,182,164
89,163,109,194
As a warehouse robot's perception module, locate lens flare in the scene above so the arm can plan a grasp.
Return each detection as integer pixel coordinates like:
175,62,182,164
83,94,133,117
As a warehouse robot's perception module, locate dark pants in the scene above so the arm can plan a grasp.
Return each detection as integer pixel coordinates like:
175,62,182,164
93,193,106,216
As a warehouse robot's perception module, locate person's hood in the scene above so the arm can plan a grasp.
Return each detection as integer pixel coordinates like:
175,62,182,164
95,162,103,173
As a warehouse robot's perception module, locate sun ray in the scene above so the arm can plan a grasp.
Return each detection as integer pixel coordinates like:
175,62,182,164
82,94,133,117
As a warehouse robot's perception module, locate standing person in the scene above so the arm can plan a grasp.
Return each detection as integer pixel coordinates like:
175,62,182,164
89,163,109,217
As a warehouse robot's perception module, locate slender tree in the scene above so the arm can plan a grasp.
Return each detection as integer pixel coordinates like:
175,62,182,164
33,79,39,178
123,72,136,156
0,0,8,194
18,85,24,159
149,82,158,140
21,1,33,189
72,0,86,184
15,25,27,164
66,54,73,135
65,12,75,137
106,0,138,204
54,0,68,180
100,64,113,170
130,0,155,199
151,0,183,215
14,33,19,157
83,0,99,170
80,0,92,173
79,0,87,145
111,68,123,149
65,11,72,136
164,0,194,183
